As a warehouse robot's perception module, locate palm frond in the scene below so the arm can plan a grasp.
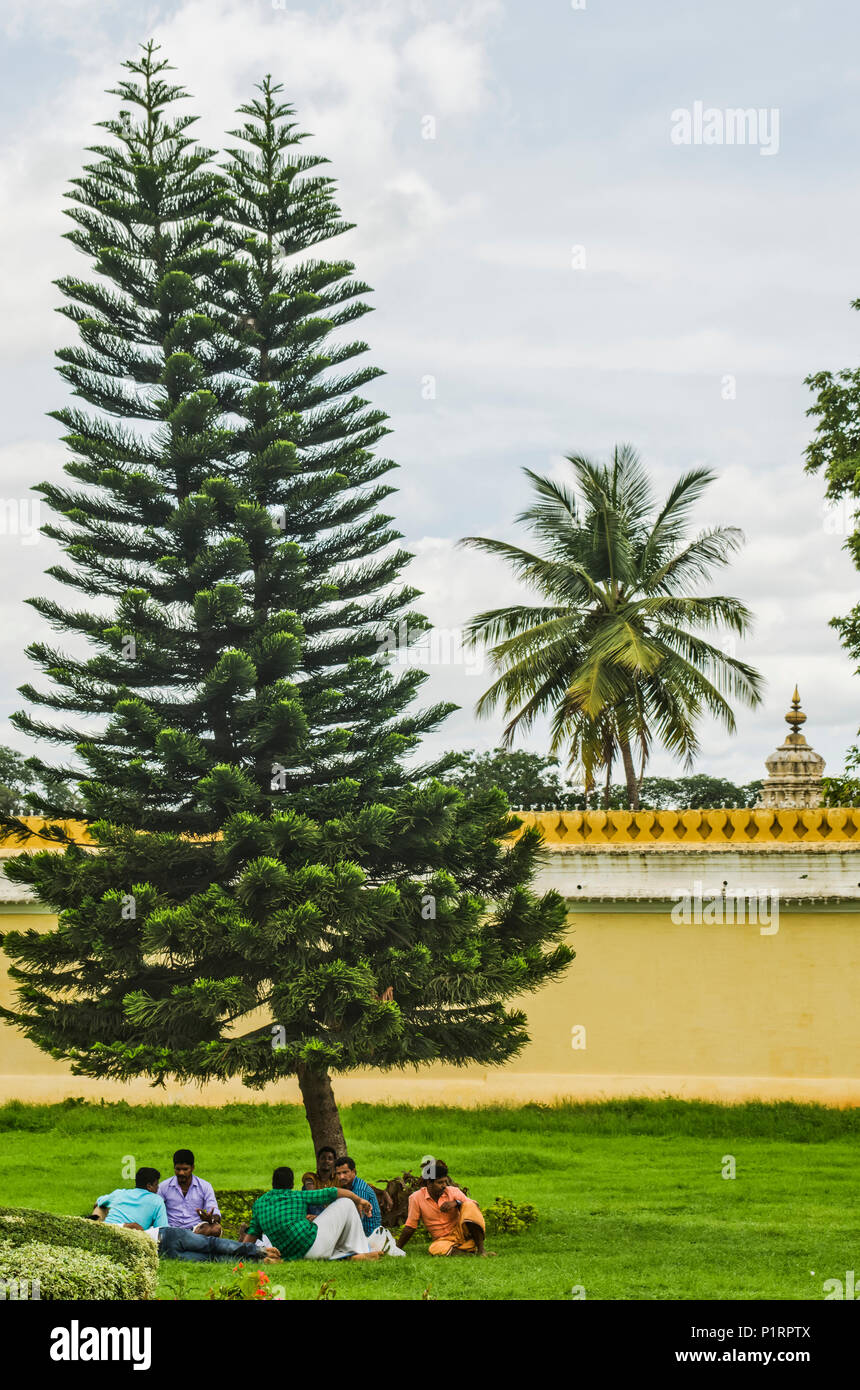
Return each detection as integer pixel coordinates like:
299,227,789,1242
643,527,746,593
460,446,762,800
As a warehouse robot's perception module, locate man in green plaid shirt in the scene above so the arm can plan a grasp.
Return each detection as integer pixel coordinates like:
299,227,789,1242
243,1166,379,1262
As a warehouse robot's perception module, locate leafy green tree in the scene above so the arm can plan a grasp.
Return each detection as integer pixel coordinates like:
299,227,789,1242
0,748,36,816
445,748,573,809
444,750,762,811
0,747,83,817
462,446,763,809
805,315,860,785
638,774,762,810
805,339,860,525
0,49,572,1154
821,750,860,807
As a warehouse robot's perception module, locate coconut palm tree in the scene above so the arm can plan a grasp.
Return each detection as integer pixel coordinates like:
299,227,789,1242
461,445,763,809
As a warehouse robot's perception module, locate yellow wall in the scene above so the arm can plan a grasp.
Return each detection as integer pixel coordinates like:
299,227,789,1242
3,903,860,1107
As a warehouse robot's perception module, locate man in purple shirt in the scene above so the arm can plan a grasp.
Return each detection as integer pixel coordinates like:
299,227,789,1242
158,1149,221,1235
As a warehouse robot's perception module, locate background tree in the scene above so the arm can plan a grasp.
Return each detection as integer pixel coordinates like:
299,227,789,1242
821,757,860,806
636,773,761,810
0,749,37,816
461,446,763,809
805,312,860,790
0,747,83,817
445,747,574,809
444,749,761,811
0,50,572,1154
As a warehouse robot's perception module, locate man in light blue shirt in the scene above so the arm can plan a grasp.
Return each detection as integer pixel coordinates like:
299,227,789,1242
93,1163,269,1263
93,1166,168,1240
158,1148,221,1235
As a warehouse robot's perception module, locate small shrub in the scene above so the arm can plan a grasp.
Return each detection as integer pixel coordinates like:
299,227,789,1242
0,1207,158,1300
207,1264,284,1301
0,1239,143,1300
483,1196,539,1236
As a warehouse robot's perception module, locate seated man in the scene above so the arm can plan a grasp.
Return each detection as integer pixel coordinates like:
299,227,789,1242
243,1165,379,1262
92,1167,168,1241
334,1155,381,1237
157,1161,273,1264
158,1148,221,1236
396,1160,493,1257
301,1145,337,1216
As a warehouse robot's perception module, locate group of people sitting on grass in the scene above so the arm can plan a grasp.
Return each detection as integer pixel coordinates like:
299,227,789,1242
90,1146,493,1263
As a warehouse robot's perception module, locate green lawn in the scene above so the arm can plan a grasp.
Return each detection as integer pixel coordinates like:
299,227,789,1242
1,1097,857,1300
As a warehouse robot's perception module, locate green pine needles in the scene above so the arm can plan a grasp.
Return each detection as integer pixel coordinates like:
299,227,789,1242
0,45,572,1150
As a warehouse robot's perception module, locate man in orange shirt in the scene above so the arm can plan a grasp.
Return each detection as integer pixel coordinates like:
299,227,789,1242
396,1160,493,1257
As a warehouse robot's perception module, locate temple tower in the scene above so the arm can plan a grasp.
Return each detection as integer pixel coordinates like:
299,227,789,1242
757,688,826,809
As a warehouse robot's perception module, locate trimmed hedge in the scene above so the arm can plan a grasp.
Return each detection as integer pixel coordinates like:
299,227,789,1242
0,1207,159,1300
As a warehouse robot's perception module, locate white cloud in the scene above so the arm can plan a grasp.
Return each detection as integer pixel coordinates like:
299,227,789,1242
401,17,494,116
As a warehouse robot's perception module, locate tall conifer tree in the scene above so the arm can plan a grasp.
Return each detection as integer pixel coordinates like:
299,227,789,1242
0,49,572,1151
214,78,453,800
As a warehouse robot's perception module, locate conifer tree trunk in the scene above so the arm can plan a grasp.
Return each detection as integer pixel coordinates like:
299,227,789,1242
296,1064,346,1156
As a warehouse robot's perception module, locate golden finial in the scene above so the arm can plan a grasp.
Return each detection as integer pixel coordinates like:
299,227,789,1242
785,686,807,737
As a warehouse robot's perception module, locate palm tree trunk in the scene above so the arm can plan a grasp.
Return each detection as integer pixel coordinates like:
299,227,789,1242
296,1063,346,1156
619,738,640,810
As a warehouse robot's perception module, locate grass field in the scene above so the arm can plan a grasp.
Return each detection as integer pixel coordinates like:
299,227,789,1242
1,1097,858,1300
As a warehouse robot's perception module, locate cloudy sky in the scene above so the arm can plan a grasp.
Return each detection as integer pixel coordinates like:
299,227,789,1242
1,0,859,786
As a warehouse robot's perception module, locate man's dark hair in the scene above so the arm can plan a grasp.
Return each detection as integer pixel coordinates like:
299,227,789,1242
272,1166,294,1190
425,1159,449,1181
135,1167,161,1188
173,1149,194,1167
335,1155,356,1171
316,1145,336,1160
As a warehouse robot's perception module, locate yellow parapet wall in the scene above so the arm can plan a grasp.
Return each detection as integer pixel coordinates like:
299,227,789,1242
512,807,860,847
